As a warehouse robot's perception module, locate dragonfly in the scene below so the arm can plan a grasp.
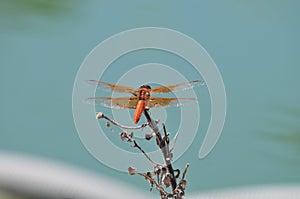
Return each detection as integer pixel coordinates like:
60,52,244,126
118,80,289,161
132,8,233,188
86,80,203,124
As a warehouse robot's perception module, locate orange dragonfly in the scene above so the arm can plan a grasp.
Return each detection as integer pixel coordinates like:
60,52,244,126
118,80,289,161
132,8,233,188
86,80,203,124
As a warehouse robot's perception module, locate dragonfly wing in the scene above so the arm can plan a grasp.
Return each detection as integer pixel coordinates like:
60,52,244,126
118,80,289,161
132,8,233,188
86,97,138,109
151,80,205,94
86,80,138,95
147,97,198,108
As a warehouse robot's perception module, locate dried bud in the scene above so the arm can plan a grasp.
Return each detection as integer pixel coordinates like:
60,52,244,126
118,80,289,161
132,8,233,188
145,133,153,140
146,172,152,179
181,179,187,187
129,132,134,138
154,165,161,175
163,175,171,187
128,166,136,175
120,132,127,141
161,167,167,174
96,112,103,119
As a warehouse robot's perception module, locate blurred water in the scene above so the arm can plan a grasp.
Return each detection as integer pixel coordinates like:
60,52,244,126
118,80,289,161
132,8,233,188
0,0,299,196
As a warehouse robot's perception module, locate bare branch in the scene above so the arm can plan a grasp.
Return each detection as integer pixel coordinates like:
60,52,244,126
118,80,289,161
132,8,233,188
162,123,170,144
96,112,148,130
119,131,164,166
97,111,189,198
181,163,189,180
170,131,179,152
133,140,162,166
128,166,137,175
143,110,178,193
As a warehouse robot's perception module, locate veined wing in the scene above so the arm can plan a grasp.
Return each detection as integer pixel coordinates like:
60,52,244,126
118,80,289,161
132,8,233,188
86,80,138,95
151,80,205,94
147,97,198,108
86,96,138,109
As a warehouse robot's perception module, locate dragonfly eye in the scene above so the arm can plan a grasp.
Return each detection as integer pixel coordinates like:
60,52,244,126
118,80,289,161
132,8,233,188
140,84,151,89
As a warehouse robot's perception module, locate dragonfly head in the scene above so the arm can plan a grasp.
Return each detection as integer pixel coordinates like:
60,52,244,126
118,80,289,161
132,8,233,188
138,84,151,100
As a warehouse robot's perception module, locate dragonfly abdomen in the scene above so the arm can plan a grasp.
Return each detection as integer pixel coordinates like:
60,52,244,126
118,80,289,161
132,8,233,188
133,100,146,124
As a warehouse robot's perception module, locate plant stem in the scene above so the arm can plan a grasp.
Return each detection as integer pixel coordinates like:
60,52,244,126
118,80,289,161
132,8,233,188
96,112,148,130
143,110,177,193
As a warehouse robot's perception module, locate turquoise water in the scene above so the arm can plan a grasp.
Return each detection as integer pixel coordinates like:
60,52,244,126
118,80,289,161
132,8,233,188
0,0,299,195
